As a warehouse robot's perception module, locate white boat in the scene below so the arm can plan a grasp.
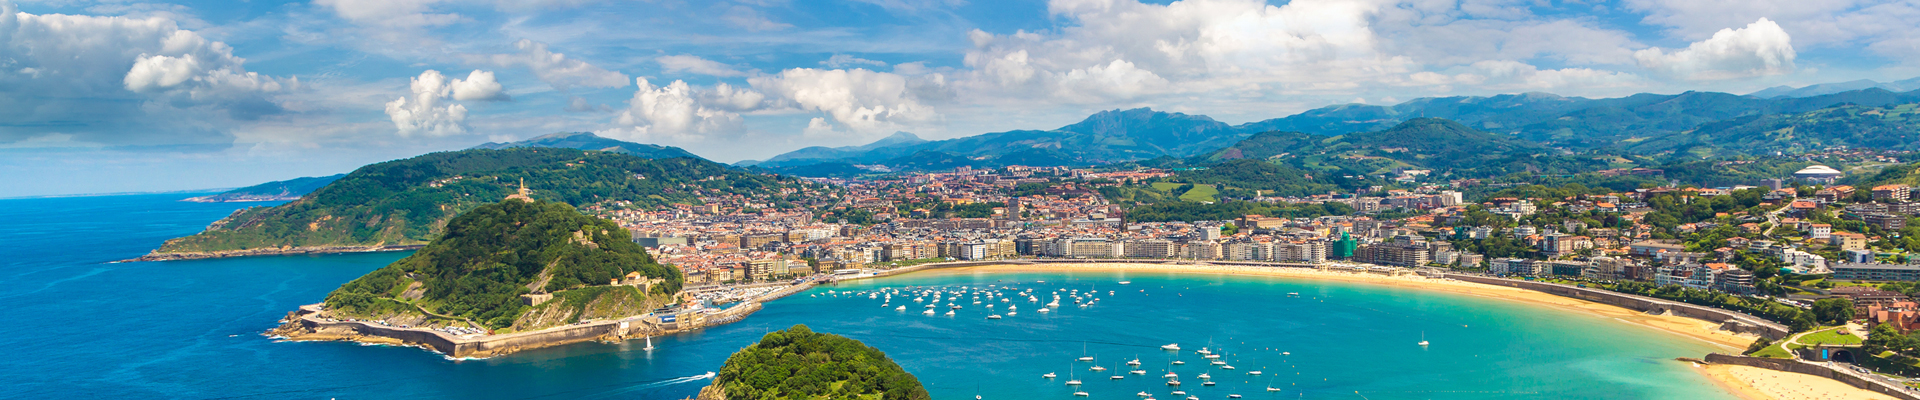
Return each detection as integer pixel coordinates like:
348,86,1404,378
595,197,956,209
1079,356,1094,362
1197,373,1210,380
1166,380,1180,386
1066,379,1082,386
1228,395,1242,399
1038,308,1051,313
1267,387,1281,392
1073,392,1089,397
1281,352,1290,355
923,309,935,315
1247,371,1262,375
1119,281,1131,285
1043,372,1057,379
1130,370,1146,375
1220,365,1235,370
987,315,1002,320
1007,311,1017,316
1210,361,1226,366
1419,331,1430,347
1172,361,1185,365
926,304,936,308
643,336,654,351
1127,358,1141,366
1171,391,1185,396
896,305,907,311
1161,344,1180,351
1163,372,1178,379
1196,348,1211,355
1092,365,1106,371
944,310,955,316
1137,391,1150,398
1204,354,1220,359
1203,381,1215,386
1111,374,1124,380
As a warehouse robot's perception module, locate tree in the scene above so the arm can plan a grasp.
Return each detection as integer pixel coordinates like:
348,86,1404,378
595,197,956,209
1866,323,1911,354
1812,298,1856,325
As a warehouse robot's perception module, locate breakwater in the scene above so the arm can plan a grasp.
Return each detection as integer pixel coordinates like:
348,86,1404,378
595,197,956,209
1705,353,1920,400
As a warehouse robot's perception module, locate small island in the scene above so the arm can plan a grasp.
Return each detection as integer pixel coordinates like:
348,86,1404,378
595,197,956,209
691,324,929,400
270,198,702,357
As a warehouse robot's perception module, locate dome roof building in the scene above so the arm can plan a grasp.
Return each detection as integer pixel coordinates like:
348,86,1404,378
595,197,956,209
1792,165,1844,181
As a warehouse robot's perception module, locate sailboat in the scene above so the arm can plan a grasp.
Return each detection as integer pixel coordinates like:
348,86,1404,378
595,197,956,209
1419,331,1430,347
1078,343,1095,362
643,336,655,351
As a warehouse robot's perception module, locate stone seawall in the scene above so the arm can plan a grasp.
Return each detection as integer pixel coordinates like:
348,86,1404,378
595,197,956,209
1445,274,1789,339
1705,353,1920,400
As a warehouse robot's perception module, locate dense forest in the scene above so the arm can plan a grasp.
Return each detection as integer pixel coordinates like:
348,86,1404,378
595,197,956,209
324,200,680,330
156,148,805,254
715,325,929,400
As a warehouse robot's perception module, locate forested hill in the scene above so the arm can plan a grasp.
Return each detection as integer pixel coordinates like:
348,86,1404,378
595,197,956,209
149,148,803,256
323,200,680,330
705,324,929,400
1207,118,1611,178
471,132,705,160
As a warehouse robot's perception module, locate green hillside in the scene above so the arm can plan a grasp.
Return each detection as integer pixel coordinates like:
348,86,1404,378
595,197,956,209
323,200,679,330
713,325,929,400
1208,118,1613,179
1627,103,1920,157
153,148,802,254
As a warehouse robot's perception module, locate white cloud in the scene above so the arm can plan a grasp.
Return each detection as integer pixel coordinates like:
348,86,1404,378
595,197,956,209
823,54,888,68
720,5,792,32
1634,18,1796,80
448,70,509,101
749,68,941,137
0,1,295,146
604,78,746,143
384,70,488,136
657,55,748,77
313,0,458,28
474,40,630,91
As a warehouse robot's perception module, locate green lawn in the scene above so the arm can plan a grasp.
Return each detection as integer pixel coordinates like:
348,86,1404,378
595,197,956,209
1150,182,1182,192
1750,343,1794,359
1179,184,1219,202
1797,328,1864,346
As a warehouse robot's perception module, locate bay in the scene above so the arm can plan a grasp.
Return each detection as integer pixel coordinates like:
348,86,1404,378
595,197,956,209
0,194,1735,399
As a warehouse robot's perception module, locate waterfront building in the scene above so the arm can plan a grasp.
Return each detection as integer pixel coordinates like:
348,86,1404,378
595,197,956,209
1833,262,1920,281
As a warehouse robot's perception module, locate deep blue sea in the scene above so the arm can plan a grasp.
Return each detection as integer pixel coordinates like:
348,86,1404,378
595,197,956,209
0,193,1740,399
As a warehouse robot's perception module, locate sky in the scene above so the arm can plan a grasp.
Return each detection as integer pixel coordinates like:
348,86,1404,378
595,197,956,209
0,0,1916,197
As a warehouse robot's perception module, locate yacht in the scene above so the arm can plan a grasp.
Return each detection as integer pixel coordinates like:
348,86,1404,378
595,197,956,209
1007,311,1017,316
1220,365,1235,370
1043,372,1056,379
1136,391,1150,398
922,309,935,315
1171,391,1185,396
1038,308,1051,313
1130,370,1146,375
951,304,963,309
1160,344,1180,351
1127,358,1142,366
1419,331,1430,347
1163,372,1178,379
1204,354,1220,360
1119,281,1131,285
1079,356,1095,362
1196,373,1210,380
1166,380,1181,386
987,315,1002,320
1228,395,1242,399
1196,348,1211,356
1074,392,1089,397
1247,371,1262,376
1202,381,1216,387
944,310,955,316
1210,361,1226,366
1111,374,1124,380
896,305,907,311
1092,365,1107,372
1172,361,1185,365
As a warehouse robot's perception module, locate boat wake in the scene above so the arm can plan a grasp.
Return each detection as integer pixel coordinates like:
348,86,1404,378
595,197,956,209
578,371,717,399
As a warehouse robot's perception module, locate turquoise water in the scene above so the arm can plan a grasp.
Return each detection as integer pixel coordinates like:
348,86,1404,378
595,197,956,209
0,194,1739,399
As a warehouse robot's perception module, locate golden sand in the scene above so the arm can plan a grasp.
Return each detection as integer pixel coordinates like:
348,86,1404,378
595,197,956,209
1699,364,1898,400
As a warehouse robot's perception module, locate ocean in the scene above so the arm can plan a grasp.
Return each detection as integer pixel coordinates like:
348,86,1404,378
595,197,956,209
0,193,1738,399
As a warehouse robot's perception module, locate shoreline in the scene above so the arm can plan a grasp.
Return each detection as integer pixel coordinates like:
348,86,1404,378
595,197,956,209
121,245,424,263
271,259,1891,399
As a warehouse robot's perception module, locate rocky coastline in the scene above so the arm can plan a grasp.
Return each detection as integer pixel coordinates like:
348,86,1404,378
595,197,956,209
120,245,424,263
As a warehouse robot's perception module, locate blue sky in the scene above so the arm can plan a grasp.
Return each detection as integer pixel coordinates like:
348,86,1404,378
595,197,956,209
1,0,1916,197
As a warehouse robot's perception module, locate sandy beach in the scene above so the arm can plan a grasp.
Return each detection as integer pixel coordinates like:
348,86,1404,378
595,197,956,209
904,262,1890,400
1700,364,1899,400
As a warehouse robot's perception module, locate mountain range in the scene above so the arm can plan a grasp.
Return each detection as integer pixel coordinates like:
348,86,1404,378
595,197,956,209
733,81,1920,177
1748,77,1920,99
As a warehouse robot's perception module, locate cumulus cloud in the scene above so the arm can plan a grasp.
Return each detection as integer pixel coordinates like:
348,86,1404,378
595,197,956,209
603,78,747,142
749,68,941,137
1634,18,1796,80
657,55,748,77
447,70,510,101
384,70,511,136
0,2,294,146
473,40,630,91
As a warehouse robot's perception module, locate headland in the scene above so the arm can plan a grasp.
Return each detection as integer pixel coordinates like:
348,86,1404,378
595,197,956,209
121,244,423,262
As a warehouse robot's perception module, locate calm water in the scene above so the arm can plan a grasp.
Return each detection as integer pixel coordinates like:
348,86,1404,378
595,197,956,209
0,194,1739,399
